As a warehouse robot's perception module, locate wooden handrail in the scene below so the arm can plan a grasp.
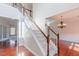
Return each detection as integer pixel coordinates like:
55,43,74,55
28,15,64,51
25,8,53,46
12,3,32,17
48,26,57,36
20,3,32,17
20,3,32,12
33,21,48,39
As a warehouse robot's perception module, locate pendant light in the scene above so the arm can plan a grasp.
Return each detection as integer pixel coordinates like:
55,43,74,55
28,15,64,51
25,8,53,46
57,16,66,29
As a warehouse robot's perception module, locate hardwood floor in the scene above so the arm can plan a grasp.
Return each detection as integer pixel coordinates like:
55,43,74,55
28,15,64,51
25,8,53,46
18,46,34,56
0,47,16,56
0,40,79,56
0,46,34,56
59,40,79,56
0,40,17,56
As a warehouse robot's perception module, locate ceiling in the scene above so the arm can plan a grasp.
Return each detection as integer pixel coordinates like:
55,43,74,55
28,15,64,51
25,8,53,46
47,7,79,35
48,7,79,21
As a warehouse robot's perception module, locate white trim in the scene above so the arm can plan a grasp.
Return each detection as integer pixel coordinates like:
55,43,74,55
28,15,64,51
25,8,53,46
16,21,19,56
18,44,38,56
24,45,38,56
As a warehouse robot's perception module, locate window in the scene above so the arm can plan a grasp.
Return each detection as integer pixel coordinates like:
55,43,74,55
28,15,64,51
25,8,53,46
10,27,16,36
0,25,2,39
0,25,7,39
3,26,7,38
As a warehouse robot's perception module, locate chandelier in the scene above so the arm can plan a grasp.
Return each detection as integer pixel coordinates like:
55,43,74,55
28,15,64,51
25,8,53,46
57,16,67,29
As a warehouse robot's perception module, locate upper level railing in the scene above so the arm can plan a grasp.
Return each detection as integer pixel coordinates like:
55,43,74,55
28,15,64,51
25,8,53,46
6,3,32,17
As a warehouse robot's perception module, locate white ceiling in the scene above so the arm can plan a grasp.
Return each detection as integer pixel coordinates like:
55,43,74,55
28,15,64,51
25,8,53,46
48,7,79,35
48,7,79,21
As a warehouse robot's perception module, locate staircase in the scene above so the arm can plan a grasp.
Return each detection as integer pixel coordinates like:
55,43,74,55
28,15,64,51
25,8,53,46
12,3,58,56
0,3,58,56
22,14,58,56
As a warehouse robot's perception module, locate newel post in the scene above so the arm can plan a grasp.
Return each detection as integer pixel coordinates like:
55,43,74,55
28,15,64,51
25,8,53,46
57,33,59,56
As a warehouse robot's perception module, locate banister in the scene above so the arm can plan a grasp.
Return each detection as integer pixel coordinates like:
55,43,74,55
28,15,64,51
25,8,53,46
47,25,60,56
19,3,32,17
33,21,48,39
57,33,59,56
23,7,49,56
12,3,32,17
13,3,59,56
48,26,57,36
33,21,60,56
21,4,32,12
33,21,50,56
23,8,58,56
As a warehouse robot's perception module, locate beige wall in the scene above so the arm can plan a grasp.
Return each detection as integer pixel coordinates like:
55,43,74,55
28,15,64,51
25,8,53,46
33,3,79,35
62,18,79,35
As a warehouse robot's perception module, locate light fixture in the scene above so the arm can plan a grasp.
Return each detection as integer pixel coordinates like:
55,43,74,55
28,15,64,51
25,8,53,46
57,16,67,29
